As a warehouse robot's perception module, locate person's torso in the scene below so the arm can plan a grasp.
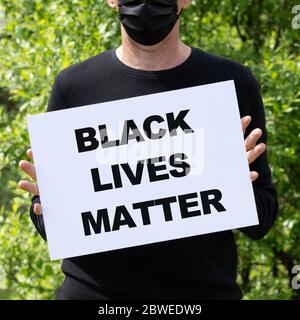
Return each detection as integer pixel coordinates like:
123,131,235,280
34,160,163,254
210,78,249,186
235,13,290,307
54,47,251,299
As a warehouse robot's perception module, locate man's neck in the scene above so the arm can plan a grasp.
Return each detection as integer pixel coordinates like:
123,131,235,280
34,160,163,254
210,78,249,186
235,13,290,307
116,24,192,71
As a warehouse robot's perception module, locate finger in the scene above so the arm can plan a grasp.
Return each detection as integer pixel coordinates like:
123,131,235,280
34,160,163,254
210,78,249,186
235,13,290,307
245,128,262,152
250,171,259,182
241,116,251,135
27,148,33,160
34,203,43,215
19,160,36,180
247,143,266,164
18,180,39,195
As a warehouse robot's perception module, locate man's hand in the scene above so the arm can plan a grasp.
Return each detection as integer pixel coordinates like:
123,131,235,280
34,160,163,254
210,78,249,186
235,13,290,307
18,148,42,215
241,116,266,182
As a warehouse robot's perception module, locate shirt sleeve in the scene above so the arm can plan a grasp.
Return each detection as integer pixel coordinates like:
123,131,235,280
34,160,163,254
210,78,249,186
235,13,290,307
29,195,47,241
29,77,68,241
238,67,279,240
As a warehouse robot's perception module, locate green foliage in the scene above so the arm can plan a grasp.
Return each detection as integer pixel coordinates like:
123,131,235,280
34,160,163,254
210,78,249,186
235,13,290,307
0,0,299,299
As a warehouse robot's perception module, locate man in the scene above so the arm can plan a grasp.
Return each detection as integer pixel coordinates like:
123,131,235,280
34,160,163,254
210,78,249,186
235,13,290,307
18,0,278,299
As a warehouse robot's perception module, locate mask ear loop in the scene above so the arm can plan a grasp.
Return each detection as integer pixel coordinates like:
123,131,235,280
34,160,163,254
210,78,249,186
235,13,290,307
177,7,183,18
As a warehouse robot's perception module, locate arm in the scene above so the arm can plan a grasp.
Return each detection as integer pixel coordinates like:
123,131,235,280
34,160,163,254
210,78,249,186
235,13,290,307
239,68,279,240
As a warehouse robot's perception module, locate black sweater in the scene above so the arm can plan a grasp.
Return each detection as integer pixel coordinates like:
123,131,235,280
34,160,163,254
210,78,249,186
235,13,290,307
30,47,278,300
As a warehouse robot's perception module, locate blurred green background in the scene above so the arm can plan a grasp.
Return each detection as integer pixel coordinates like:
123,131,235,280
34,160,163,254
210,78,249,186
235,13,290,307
0,0,299,299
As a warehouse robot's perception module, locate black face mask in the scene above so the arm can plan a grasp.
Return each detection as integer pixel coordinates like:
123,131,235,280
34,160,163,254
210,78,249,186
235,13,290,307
118,0,181,46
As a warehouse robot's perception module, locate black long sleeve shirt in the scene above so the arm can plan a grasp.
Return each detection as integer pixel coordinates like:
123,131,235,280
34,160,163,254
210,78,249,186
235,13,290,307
30,47,279,300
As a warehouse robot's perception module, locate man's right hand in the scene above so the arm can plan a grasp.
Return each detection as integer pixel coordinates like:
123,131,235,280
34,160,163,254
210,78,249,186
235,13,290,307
18,148,42,215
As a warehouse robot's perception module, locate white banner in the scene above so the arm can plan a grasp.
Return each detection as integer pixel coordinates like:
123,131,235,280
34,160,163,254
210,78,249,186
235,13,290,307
27,80,258,260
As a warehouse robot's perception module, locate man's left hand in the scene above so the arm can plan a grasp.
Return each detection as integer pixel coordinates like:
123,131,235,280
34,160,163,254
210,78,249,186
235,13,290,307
241,115,266,182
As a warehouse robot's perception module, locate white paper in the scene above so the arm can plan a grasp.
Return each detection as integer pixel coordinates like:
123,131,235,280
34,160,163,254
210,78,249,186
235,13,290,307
27,80,259,260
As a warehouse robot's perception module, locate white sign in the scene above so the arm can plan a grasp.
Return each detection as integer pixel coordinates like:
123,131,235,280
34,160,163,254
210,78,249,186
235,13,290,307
27,80,258,260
